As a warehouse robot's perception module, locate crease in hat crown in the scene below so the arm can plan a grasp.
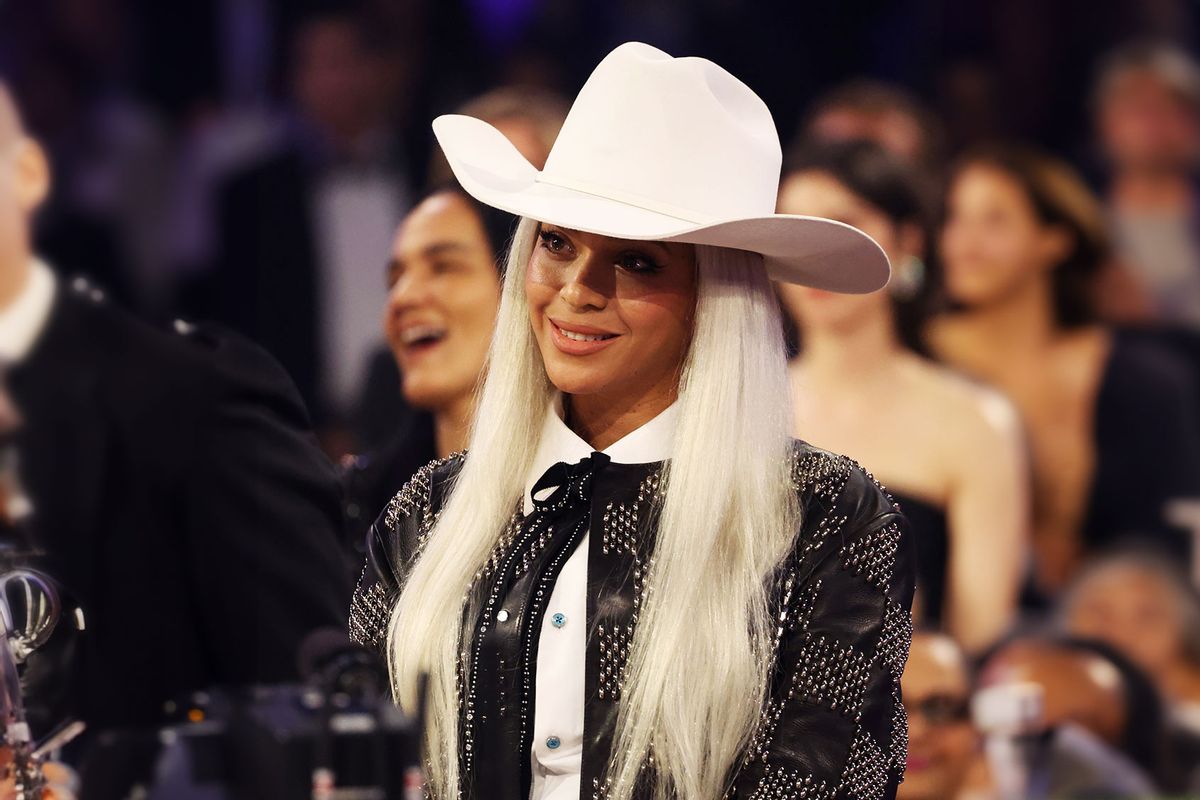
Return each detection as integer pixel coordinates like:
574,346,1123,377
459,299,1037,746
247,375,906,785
537,42,781,222
431,40,893,294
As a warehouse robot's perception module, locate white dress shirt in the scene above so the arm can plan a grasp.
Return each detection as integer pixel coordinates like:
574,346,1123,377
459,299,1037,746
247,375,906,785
312,168,407,416
525,395,679,800
0,259,56,367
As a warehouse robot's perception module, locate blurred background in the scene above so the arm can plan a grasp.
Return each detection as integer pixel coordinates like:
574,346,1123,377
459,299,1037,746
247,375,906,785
3,0,1200,796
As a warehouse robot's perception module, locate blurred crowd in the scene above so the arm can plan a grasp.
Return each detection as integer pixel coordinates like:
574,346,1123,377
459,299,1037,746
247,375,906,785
2,0,1200,796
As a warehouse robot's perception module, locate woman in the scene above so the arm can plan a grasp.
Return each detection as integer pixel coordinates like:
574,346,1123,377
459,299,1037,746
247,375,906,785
777,140,1026,653
928,144,1200,598
351,43,915,800
1061,552,1200,721
342,185,513,557
1060,552,1200,792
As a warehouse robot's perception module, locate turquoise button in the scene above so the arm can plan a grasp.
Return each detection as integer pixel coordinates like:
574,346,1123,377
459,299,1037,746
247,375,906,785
551,613,567,628
546,736,561,750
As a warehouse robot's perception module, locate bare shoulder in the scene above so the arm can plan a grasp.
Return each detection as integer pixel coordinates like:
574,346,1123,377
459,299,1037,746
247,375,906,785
899,356,1023,453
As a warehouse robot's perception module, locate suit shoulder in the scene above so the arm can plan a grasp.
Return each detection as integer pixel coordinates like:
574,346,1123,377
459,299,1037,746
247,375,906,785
62,280,309,420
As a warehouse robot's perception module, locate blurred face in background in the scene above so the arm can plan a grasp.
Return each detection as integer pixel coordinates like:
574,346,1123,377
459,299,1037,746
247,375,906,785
776,169,916,338
1098,69,1200,175
492,115,553,170
940,164,1069,311
1064,562,1190,682
0,93,49,293
899,633,977,800
525,227,696,408
292,17,382,145
809,107,926,164
979,641,1127,746
385,192,502,412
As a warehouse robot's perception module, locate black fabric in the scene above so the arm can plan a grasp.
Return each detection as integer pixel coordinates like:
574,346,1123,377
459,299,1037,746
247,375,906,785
5,281,353,740
353,442,916,799
891,492,947,625
340,409,436,572
195,148,326,419
1083,332,1200,561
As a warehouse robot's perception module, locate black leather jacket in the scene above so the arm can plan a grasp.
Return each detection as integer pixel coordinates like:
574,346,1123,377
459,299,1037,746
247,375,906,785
350,440,915,799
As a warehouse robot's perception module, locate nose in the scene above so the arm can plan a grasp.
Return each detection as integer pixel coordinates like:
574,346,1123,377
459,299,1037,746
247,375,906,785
383,266,434,338
559,252,612,311
387,266,434,313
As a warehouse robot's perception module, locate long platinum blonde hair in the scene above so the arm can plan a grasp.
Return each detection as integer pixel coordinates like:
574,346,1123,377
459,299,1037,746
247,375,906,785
387,217,799,799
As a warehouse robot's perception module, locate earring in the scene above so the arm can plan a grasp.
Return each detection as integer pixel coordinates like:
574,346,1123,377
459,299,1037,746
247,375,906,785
890,255,925,301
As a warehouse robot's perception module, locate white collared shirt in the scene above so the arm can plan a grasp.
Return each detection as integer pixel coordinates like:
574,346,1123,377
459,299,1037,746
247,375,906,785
0,260,55,367
525,395,678,800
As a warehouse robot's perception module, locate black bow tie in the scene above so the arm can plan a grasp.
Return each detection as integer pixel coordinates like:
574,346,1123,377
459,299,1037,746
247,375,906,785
530,452,611,517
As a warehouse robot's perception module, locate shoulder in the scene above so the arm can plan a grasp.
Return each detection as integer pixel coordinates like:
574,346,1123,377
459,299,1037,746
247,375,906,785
790,439,898,526
62,279,311,425
903,356,1024,456
789,439,916,585
1106,329,1199,400
363,452,467,595
380,452,468,534
219,147,307,204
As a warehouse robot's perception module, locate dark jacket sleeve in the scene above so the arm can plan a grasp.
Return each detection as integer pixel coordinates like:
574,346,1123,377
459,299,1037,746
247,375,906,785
182,330,353,684
730,454,916,800
349,454,463,656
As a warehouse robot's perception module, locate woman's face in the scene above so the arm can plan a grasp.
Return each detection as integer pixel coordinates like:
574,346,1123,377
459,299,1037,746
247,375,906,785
940,164,1067,309
899,633,978,800
385,192,502,411
775,170,900,336
1065,564,1187,680
525,225,697,409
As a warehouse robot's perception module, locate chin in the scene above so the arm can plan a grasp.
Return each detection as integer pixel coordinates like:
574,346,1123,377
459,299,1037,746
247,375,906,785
540,362,616,399
402,379,458,413
542,369,610,398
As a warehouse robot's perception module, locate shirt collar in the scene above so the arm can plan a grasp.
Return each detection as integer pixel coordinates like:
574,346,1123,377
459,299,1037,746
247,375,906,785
522,394,679,515
0,259,56,367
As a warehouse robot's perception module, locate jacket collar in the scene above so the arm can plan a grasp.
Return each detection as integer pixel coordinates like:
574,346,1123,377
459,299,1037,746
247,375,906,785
0,259,55,367
523,393,678,515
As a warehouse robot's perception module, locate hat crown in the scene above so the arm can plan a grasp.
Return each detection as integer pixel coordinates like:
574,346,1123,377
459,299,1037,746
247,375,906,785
540,42,782,224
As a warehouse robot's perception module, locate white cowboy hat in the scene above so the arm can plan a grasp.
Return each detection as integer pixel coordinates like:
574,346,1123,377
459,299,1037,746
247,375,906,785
433,41,890,292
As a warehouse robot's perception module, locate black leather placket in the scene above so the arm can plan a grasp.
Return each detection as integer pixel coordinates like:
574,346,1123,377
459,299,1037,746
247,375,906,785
464,453,612,800
580,462,661,798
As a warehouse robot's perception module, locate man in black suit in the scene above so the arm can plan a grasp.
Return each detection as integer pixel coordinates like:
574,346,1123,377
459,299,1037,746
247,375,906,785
0,84,353,745
200,6,418,434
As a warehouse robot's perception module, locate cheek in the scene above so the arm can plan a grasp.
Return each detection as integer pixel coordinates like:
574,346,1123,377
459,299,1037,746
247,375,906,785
525,259,559,319
621,290,695,361
449,278,502,348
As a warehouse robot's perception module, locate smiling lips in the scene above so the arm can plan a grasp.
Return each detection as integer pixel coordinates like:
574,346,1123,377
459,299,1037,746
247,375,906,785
396,323,447,361
549,319,620,355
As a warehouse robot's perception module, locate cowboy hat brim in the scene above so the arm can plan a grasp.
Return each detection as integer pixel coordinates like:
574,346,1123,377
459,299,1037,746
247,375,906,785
434,114,891,293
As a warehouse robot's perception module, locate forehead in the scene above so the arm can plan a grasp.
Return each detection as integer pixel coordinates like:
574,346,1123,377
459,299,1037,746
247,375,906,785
779,170,866,215
1073,563,1173,607
903,634,969,695
0,86,22,143
1104,68,1196,109
393,193,489,257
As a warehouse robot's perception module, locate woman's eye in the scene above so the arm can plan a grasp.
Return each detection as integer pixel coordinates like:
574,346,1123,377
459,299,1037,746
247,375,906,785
618,253,663,274
431,259,463,275
538,230,570,254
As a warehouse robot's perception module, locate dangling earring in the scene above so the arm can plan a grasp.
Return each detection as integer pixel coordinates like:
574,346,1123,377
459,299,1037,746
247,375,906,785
890,255,925,301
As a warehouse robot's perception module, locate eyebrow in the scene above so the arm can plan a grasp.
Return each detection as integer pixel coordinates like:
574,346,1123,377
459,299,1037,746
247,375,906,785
387,241,472,273
423,242,471,258
548,225,679,259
